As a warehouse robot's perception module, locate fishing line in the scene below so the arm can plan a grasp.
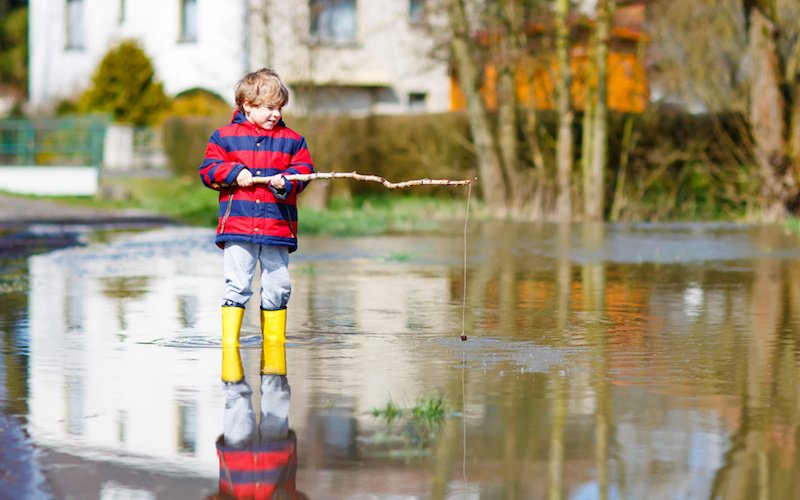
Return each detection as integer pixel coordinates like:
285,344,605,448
460,182,471,342
460,184,471,493
462,350,468,494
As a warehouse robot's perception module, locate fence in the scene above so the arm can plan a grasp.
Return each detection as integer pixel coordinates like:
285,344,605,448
0,116,107,167
0,117,108,196
0,117,167,196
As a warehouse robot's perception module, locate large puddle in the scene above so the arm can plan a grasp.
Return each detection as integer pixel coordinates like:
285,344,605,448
2,221,800,498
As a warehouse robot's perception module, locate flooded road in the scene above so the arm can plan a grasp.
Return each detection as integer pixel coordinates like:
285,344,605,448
2,220,800,499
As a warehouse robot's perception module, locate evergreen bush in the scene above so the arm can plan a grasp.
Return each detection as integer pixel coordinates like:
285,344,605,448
0,6,27,98
79,40,170,125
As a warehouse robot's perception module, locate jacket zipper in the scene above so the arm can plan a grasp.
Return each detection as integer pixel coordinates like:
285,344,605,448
220,191,234,233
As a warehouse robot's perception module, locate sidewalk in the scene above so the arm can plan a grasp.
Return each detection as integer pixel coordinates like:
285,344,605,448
0,192,173,226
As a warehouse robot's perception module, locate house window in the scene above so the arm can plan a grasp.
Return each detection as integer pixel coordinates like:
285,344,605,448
65,0,85,49
309,0,356,43
409,0,424,24
180,0,198,42
408,92,427,112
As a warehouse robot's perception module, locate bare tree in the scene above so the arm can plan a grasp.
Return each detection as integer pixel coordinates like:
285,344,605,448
745,1,794,219
554,0,574,220
445,0,509,212
648,0,800,218
584,0,615,220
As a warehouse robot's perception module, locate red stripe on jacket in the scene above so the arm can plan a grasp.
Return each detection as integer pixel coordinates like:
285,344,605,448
199,110,314,251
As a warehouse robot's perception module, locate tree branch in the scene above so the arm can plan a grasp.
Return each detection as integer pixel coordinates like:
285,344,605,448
253,171,476,189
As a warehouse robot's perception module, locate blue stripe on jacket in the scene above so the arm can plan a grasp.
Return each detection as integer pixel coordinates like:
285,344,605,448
219,200,298,220
221,136,303,155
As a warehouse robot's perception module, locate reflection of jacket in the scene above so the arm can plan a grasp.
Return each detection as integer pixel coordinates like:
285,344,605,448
216,430,298,499
199,111,315,252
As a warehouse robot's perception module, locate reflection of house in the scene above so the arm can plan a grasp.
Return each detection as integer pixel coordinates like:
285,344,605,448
24,228,462,494
29,0,451,115
27,228,225,477
450,2,649,113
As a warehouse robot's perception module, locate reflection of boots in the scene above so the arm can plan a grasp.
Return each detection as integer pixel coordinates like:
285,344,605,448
222,347,245,383
222,306,245,383
261,308,287,376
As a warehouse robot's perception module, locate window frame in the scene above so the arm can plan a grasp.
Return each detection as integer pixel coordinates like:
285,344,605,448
179,0,198,43
118,0,126,25
308,0,357,45
65,0,85,50
409,0,425,25
408,92,427,112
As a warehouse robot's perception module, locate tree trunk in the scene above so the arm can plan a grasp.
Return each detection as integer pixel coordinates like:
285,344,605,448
790,85,800,179
581,61,595,219
747,4,792,219
586,0,614,221
496,1,522,212
554,0,573,221
787,38,800,182
446,0,508,212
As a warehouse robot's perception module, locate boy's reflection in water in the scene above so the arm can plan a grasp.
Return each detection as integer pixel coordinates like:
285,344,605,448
211,343,307,500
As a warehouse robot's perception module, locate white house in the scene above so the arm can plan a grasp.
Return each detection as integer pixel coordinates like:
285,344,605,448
29,0,453,116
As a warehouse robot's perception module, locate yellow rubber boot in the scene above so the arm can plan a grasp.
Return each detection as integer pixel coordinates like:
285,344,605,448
221,306,245,382
221,306,245,348
261,308,287,376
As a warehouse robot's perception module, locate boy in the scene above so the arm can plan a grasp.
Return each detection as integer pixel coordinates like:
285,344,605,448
199,68,314,383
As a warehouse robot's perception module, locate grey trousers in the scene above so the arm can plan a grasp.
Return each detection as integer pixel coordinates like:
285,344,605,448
223,375,291,447
223,242,291,310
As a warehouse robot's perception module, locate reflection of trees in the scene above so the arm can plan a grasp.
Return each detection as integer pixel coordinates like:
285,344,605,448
291,224,800,495
711,227,800,500
445,221,621,497
581,222,613,500
548,223,571,500
100,276,148,332
0,266,28,416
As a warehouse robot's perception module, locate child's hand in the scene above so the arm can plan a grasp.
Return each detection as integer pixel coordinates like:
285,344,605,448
236,169,254,187
268,175,286,190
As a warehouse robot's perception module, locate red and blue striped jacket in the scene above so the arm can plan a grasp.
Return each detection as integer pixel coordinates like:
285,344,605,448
199,111,314,252
216,431,299,499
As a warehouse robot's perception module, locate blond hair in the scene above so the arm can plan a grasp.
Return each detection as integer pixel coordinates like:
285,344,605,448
234,68,289,113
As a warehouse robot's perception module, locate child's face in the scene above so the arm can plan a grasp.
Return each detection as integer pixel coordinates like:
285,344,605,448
243,101,282,130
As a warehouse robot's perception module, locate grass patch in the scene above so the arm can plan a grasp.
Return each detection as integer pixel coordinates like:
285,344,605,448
786,216,800,235
302,193,468,236
368,395,449,452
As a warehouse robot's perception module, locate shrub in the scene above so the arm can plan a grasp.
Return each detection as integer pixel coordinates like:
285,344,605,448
78,40,170,125
290,112,474,199
168,88,232,118
0,6,27,98
161,115,221,177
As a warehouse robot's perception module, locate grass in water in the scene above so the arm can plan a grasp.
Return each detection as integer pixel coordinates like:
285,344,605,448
368,396,449,454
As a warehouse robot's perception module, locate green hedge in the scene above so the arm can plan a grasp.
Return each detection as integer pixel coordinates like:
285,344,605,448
160,113,475,196
161,115,225,177
160,108,757,218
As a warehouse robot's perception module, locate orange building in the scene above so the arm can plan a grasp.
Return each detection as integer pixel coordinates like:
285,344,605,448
450,2,649,114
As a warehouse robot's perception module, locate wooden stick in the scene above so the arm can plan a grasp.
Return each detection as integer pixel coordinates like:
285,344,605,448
252,171,476,189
